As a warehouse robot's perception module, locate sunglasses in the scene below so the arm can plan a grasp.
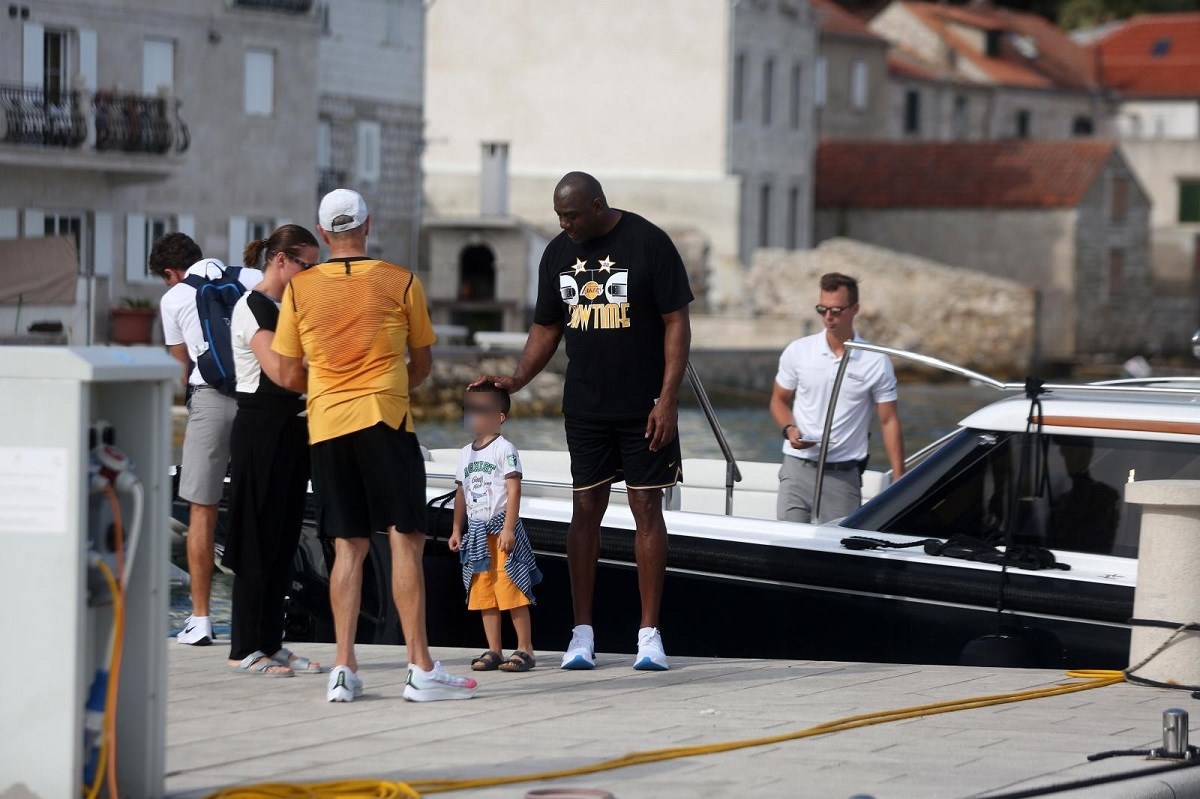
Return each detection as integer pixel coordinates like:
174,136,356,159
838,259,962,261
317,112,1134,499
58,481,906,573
815,305,849,317
462,403,502,414
286,253,317,270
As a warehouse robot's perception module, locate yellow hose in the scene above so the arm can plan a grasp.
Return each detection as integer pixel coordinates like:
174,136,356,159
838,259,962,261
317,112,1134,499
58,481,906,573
206,669,1126,798
84,559,123,799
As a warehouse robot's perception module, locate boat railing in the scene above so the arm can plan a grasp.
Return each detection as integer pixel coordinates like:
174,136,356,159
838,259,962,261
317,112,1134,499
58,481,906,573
685,361,743,515
813,340,1200,519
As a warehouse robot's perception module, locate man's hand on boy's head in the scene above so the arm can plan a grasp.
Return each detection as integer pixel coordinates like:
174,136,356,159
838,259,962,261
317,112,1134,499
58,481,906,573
469,373,523,394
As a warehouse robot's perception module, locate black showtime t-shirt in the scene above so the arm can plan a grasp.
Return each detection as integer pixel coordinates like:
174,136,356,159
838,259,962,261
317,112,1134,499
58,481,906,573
533,211,693,419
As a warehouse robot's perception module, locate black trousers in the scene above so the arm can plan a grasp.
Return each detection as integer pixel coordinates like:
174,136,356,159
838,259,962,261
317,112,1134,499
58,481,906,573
225,408,310,661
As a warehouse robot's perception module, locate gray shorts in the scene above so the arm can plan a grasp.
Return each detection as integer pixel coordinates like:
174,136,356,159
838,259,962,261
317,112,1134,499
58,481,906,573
776,456,862,524
179,385,238,506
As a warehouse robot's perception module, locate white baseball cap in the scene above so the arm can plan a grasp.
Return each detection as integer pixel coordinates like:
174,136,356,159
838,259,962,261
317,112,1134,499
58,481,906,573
318,188,369,233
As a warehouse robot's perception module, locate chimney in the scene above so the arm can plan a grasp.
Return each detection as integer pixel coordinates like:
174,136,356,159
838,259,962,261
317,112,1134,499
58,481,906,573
480,141,509,217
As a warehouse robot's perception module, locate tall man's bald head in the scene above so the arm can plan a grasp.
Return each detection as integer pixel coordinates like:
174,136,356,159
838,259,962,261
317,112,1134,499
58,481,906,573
553,171,618,243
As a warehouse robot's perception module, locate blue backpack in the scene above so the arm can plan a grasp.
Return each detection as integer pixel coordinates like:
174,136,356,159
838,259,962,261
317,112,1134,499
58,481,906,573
183,263,246,396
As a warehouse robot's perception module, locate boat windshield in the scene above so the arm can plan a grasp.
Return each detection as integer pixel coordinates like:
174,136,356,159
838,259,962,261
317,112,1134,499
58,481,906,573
844,428,1200,558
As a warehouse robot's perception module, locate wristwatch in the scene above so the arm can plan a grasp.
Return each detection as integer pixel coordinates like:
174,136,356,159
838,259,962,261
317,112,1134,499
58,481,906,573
781,424,796,439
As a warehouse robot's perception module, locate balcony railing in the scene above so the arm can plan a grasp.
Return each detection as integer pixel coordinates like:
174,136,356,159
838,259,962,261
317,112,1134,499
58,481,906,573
0,83,189,156
94,92,189,154
0,85,87,147
230,0,314,12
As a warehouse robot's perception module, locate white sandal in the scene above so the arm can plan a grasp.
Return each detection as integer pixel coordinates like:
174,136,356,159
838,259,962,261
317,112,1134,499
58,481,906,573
230,650,294,677
271,647,323,675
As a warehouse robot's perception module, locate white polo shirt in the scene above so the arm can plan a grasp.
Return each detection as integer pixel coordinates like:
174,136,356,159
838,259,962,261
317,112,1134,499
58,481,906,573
160,258,262,386
775,332,897,463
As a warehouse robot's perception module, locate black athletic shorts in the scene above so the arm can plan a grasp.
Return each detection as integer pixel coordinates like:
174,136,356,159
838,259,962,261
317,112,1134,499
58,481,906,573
564,415,682,491
310,422,427,538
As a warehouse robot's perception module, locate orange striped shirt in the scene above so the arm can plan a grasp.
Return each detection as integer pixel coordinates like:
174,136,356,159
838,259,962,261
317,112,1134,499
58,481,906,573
273,258,437,444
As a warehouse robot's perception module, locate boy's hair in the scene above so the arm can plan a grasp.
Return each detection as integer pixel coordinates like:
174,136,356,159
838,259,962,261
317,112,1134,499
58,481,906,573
467,383,511,415
148,232,202,277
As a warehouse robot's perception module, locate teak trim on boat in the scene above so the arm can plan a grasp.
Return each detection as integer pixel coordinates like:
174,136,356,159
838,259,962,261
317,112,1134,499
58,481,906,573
1030,416,1200,437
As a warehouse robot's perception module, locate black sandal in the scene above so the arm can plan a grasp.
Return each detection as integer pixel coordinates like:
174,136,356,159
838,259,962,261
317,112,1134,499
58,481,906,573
499,650,536,672
471,650,502,671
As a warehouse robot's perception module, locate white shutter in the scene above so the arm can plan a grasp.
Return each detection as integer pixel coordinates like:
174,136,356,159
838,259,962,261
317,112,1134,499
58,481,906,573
0,209,17,240
93,212,113,276
78,29,97,93
228,216,247,265
125,213,146,283
23,23,44,89
176,213,195,238
814,56,827,109
356,121,381,182
23,209,45,238
243,49,274,116
275,217,292,228
851,60,868,109
317,121,331,169
142,39,174,95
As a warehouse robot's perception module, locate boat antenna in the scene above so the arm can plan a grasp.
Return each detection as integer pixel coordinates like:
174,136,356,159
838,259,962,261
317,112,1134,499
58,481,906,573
995,377,1048,627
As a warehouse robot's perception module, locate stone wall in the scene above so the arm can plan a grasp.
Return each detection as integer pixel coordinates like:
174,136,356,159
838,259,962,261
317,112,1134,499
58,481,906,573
748,238,1036,374
1072,161,1156,357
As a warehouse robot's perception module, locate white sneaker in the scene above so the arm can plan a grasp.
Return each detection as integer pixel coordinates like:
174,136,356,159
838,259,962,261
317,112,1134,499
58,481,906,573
175,615,213,646
560,624,596,670
326,666,364,703
634,627,669,671
403,661,477,702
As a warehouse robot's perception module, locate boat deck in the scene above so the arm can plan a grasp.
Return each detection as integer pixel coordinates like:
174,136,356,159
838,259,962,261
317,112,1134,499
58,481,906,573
167,643,1200,798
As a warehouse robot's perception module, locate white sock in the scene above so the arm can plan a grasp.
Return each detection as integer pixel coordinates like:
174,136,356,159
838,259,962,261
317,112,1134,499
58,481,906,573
573,624,594,638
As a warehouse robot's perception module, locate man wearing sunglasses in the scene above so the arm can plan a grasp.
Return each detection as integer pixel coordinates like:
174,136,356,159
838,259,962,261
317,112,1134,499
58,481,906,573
769,272,905,524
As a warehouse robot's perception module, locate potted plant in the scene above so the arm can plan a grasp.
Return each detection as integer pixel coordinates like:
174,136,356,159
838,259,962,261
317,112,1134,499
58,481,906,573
110,298,157,345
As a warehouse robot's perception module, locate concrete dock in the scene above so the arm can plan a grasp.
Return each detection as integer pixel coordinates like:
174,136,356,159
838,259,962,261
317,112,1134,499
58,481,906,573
167,643,1200,798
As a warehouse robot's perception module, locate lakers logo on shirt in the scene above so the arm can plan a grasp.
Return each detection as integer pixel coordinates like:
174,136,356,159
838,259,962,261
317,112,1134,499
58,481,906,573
559,255,630,331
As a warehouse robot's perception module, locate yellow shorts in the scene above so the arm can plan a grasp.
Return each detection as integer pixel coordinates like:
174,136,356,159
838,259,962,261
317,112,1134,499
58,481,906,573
467,533,532,611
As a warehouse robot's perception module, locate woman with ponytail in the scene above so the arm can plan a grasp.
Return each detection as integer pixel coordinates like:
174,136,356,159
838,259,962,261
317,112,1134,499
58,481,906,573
225,224,322,676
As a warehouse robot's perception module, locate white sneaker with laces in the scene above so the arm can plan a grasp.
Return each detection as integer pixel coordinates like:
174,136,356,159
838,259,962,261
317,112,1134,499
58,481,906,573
326,665,364,703
403,661,477,702
175,615,214,646
634,627,669,671
560,624,596,670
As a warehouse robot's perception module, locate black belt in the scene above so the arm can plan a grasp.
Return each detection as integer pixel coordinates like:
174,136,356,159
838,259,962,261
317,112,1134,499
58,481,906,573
798,458,861,472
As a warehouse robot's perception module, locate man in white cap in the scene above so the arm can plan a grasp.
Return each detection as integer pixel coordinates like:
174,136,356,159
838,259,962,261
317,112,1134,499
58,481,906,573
273,189,477,703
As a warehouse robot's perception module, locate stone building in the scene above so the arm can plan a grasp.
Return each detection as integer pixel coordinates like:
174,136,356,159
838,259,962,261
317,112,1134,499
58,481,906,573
1092,13,1200,303
0,0,319,344
316,0,424,267
814,139,1165,362
871,1,1110,141
422,0,817,307
811,0,891,140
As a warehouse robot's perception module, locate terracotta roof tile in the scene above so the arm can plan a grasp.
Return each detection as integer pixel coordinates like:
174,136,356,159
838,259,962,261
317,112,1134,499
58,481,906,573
812,0,888,42
1093,13,1200,97
815,139,1117,209
897,2,1098,91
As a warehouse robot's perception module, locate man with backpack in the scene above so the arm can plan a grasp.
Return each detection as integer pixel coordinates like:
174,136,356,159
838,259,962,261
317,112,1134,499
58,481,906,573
150,232,263,646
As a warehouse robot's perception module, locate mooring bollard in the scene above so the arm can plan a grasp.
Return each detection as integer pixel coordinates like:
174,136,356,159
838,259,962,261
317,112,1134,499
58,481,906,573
1124,480,1200,689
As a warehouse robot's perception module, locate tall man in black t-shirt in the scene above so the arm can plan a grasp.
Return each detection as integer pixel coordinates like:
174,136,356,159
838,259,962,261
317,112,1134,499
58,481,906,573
473,171,693,671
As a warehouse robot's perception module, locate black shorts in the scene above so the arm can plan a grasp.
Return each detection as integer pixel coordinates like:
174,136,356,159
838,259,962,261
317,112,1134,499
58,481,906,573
564,415,682,491
310,422,427,538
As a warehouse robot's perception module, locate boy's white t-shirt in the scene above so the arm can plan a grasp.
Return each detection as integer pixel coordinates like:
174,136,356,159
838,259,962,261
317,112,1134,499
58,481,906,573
160,258,263,386
456,435,523,522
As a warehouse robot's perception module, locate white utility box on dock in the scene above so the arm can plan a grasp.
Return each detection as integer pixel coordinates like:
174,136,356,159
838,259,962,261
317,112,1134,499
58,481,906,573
0,347,176,799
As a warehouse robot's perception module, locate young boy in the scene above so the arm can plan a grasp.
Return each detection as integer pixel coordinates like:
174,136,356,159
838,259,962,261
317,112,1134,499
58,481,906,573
448,384,541,672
